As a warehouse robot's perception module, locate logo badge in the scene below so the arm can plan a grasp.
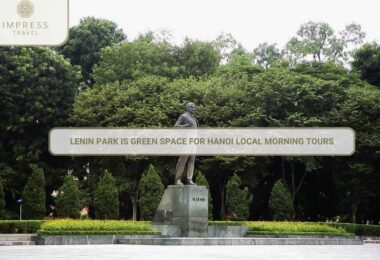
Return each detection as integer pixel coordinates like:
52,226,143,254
17,0,34,18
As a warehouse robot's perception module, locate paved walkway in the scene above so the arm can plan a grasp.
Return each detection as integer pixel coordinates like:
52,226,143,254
1,244,379,260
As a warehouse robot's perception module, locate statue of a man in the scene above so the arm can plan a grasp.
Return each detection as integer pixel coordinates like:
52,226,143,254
174,102,198,185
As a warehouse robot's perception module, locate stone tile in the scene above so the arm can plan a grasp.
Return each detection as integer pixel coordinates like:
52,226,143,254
1,245,380,260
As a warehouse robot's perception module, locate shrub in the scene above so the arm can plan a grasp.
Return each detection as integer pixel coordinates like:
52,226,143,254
22,164,46,219
195,171,213,220
37,219,159,235
225,174,252,220
269,180,293,221
94,170,119,219
325,222,380,236
0,220,44,233
245,221,351,236
139,164,164,220
56,175,81,218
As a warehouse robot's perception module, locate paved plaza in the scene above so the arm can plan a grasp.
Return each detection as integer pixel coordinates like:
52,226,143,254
0,244,379,260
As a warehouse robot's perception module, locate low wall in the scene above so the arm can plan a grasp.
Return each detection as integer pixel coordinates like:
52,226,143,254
37,235,160,245
208,226,249,237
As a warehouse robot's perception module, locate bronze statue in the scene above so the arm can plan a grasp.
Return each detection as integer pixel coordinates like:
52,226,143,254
174,102,198,185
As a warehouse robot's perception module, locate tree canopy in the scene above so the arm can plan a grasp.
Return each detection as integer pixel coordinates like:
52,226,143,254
1,19,380,223
58,17,125,85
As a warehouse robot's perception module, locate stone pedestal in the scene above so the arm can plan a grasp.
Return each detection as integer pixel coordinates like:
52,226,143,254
153,185,208,237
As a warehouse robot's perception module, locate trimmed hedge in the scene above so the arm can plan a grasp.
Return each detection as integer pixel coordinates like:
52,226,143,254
245,221,352,236
37,219,160,235
38,230,158,235
0,220,44,233
2,219,378,236
209,221,380,236
324,223,380,236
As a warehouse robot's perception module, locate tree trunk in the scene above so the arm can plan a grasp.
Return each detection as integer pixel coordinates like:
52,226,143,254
351,197,360,224
132,196,138,221
290,162,296,220
219,180,226,220
352,208,356,224
282,158,308,221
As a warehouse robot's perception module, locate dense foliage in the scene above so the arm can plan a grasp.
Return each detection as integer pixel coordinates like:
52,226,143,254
56,175,81,218
225,174,253,220
0,19,379,224
0,220,43,233
269,180,294,221
21,165,46,220
57,17,125,85
352,42,380,87
0,47,82,219
94,170,119,219
139,165,164,220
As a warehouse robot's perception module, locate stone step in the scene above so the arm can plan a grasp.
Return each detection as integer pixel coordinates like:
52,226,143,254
0,234,35,241
0,234,36,246
0,237,33,241
117,237,363,246
362,236,380,244
363,240,380,244
362,236,380,240
0,241,35,246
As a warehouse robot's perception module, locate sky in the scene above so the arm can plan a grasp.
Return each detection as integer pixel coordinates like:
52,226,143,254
70,0,380,50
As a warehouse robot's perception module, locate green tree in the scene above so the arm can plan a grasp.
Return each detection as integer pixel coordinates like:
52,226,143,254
94,170,119,219
93,39,177,85
330,85,380,222
139,164,164,220
225,174,252,220
269,180,293,221
58,17,125,85
212,33,241,62
0,181,5,218
195,171,213,220
56,175,81,218
70,75,248,220
174,38,221,77
0,47,82,215
70,76,172,220
352,42,380,87
238,68,347,218
285,21,365,64
216,48,263,79
22,164,46,219
253,42,281,69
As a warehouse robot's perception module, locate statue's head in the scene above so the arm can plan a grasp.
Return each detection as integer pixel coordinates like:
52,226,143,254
185,102,195,114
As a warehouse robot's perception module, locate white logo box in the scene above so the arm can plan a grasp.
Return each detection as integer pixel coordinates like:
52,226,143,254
0,0,69,46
